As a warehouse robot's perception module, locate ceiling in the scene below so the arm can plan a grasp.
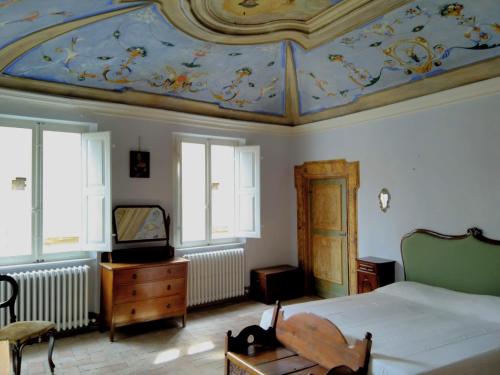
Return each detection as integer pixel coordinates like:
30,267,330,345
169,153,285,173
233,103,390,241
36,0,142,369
0,0,498,126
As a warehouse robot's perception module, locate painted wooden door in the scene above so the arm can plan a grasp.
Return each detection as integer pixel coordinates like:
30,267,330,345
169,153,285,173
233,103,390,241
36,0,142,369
310,177,348,298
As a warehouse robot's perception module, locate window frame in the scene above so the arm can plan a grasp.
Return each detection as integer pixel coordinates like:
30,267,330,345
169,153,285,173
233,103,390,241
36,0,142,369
0,116,95,266
173,133,245,249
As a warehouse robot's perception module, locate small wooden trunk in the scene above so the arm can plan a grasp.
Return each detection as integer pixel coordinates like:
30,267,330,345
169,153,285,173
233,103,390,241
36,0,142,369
251,265,303,304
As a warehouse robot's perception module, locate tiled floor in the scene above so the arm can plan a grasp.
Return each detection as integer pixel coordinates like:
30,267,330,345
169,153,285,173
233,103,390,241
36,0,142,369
20,297,314,375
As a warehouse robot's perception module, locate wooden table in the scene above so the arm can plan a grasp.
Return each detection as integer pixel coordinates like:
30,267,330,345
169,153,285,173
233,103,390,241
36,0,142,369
0,340,10,375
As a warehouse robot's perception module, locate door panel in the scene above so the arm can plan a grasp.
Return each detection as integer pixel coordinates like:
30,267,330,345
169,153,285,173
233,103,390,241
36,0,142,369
310,178,348,298
311,183,342,231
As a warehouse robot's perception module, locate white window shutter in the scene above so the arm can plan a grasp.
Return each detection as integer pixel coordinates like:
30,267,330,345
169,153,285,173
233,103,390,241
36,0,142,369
235,145,261,238
81,131,112,251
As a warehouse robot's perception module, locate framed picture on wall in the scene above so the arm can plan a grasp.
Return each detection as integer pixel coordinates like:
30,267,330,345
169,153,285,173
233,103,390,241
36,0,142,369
130,151,150,178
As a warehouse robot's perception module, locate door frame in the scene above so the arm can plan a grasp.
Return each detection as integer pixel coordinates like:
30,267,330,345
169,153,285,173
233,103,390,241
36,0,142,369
295,159,360,295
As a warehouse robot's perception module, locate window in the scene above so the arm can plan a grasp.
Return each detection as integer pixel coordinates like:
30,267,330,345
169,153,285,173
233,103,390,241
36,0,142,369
0,120,111,265
175,134,260,248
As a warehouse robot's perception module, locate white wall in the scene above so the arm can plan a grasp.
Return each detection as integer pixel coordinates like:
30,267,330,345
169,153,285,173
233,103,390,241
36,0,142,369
1,80,499,303
0,94,293,312
99,116,293,275
290,91,500,279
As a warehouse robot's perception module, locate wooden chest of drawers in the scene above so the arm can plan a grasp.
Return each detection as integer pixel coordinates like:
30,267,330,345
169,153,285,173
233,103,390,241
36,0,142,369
100,257,189,341
356,257,395,294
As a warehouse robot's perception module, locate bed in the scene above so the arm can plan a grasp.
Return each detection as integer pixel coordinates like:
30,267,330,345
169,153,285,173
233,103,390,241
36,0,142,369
260,228,500,375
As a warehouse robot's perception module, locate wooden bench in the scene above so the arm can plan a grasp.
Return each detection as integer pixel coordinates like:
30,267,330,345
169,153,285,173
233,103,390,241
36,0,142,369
225,303,372,375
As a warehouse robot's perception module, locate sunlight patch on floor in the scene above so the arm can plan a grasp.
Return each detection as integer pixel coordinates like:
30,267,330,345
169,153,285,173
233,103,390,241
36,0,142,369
187,340,215,355
153,348,181,364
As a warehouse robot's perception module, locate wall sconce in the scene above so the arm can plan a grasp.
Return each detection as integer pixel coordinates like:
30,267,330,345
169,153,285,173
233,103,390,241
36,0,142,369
378,188,391,213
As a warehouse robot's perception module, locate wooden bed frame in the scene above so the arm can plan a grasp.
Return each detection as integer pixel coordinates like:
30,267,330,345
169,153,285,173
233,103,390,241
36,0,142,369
225,302,372,375
225,227,500,374
401,227,500,297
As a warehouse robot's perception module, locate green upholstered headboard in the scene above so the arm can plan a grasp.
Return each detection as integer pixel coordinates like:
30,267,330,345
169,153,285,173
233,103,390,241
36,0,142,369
401,228,500,297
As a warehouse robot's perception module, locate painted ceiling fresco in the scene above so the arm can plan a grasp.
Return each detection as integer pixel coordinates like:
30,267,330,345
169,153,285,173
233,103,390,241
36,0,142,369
209,0,343,24
4,5,286,115
293,0,500,115
0,0,144,49
0,0,498,125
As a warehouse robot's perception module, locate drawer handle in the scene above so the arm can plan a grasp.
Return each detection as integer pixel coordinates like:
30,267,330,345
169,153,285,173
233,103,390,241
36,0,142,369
132,290,137,296
132,274,137,280
166,304,171,309
167,269,172,274
131,308,136,315
167,284,171,291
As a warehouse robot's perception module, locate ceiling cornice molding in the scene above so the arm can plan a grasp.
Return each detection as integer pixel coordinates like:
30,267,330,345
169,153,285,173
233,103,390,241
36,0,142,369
293,77,500,135
0,87,291,135
162,0,409,49
0,77,498,137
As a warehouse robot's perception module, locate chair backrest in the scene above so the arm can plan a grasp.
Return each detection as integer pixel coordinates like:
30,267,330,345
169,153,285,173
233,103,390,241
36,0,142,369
0,275,18,324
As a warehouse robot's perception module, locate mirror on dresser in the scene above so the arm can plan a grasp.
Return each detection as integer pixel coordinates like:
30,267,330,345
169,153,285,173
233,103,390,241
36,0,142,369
104,205,174,263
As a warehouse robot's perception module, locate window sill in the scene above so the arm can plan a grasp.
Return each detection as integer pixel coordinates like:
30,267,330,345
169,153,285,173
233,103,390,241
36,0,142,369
176,242,245,255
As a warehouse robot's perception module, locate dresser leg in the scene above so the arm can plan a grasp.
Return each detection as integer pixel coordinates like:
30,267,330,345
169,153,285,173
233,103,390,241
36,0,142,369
182,313,186,328
110,324,115,342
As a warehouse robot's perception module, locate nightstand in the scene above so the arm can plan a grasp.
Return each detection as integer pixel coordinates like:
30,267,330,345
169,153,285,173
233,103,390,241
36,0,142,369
357,257,395,294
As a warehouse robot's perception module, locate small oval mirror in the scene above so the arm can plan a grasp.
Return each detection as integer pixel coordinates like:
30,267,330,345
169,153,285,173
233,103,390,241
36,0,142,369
378,188,391,213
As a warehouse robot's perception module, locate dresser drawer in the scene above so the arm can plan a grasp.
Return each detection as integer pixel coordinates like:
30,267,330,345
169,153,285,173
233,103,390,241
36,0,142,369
114,295,186,325
114,264,186,285
357,261,376,273
115,278,185,304
357,272,378,293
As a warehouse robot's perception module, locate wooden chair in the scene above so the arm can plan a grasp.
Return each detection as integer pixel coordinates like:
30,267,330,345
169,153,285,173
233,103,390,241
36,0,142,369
0,275,56,375
225,302,372,375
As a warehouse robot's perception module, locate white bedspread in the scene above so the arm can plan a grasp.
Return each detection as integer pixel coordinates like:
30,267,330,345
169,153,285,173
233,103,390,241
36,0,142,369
260,282,500,375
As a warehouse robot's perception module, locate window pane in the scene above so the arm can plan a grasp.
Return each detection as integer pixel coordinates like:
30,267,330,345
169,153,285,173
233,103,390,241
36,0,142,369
181,142,206,243
0,127,32,258
43,131,82,253
211,145,235,239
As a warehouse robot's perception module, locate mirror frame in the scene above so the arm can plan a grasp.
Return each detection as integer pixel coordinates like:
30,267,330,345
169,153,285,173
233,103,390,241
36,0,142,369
112,205,170,244
378,188,391,213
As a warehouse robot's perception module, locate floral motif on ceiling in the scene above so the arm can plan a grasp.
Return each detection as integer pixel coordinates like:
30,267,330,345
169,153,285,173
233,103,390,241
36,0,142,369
0,0,144,49
4,5,286,115
0,0,498,125
293,0,500,115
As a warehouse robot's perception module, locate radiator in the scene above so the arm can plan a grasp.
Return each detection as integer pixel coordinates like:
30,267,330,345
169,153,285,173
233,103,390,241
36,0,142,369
184,248,245,307
0,266,90,331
